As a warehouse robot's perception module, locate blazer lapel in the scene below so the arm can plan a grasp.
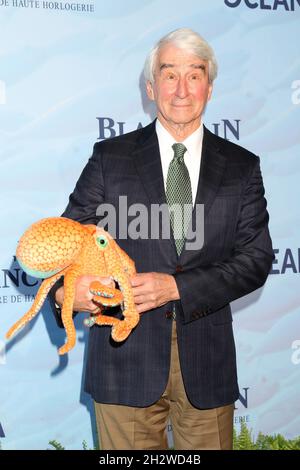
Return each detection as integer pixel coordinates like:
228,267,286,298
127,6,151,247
133,120,167,206
195,126,227,214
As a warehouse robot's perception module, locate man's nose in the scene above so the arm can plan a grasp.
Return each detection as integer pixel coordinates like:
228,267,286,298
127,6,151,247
175,77,188,98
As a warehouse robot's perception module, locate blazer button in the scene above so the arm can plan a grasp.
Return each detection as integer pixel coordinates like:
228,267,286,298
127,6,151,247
175,265,183,273
165,311,173,320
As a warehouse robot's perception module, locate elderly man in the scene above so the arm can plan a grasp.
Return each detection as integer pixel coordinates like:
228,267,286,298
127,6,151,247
50,28,273,450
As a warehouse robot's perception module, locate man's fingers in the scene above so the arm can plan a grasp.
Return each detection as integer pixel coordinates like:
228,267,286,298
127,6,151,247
130,273,151,287
133,294,147,305
131,285,149,297
88,300,102,314
95,276,115,287
86,290,94,301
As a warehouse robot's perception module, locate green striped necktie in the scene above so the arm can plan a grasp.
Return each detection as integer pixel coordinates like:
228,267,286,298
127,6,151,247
166,143,193,321
166,143,193,255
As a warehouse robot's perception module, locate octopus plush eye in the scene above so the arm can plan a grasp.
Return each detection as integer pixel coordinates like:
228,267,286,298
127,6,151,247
96,235,108,248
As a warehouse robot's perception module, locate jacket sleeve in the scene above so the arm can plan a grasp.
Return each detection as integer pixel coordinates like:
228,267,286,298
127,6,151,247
174,157,274,324
48,144,105,327
61,142,105,224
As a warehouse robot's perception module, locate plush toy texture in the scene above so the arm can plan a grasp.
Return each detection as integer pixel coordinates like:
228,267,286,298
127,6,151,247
6,217,139,354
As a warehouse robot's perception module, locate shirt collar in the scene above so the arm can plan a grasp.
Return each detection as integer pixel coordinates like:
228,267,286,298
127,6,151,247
155,119,203,158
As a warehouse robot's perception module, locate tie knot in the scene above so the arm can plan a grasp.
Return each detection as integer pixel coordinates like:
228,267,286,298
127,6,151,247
172,143,187,163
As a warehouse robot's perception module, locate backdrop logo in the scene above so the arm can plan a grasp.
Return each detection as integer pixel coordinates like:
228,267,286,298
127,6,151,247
0,0,95,12
234,387,250,426
212,119,240,140
0,258,39,305
291,80,300,104
0,422,5,438
0,260,39,289
0,80,6,105
270,248,300,274
96,117,241,141
224,0,300,10
236,387,249,409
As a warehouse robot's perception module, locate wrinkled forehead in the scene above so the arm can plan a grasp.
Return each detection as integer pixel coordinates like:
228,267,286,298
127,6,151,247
155,44,208,72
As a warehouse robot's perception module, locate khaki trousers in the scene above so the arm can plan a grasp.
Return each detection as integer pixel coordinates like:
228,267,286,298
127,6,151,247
94,321,234,450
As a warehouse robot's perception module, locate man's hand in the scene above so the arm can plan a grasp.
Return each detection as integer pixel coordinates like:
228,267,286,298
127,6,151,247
130,272,180,314
55,275,115,314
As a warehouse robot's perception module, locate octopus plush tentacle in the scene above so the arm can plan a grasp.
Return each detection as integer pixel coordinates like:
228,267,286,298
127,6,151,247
113,243,136,277
89,280,124,307
110,271,139,342
6,269,67,340
96,234,140,342
57,267,81,355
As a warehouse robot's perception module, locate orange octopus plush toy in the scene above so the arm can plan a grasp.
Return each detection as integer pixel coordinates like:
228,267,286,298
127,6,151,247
6,217,140,355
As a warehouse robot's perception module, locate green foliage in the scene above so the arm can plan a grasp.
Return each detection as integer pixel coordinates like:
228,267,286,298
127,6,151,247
48,439,65,450
48,428,300,450
236,422,255,450
234,422,300,450
48,439,98,450
82,439,100,450
82,439,88,450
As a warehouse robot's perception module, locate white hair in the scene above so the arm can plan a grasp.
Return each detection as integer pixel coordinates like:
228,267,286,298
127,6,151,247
143,28,218,84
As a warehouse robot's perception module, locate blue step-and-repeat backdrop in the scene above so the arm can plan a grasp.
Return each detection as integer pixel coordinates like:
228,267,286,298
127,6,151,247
0,0,299,449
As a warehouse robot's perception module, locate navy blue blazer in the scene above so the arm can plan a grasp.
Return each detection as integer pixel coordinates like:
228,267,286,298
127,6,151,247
50,121,273,408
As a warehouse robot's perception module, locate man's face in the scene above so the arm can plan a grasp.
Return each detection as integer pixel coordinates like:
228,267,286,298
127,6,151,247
146,44,213,132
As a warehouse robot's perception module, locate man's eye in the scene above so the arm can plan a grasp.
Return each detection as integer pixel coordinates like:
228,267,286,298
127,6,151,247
167,74,175,80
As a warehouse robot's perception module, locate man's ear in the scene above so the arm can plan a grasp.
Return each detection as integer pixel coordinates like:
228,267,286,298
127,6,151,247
207,83,213,102
146,81,155,101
